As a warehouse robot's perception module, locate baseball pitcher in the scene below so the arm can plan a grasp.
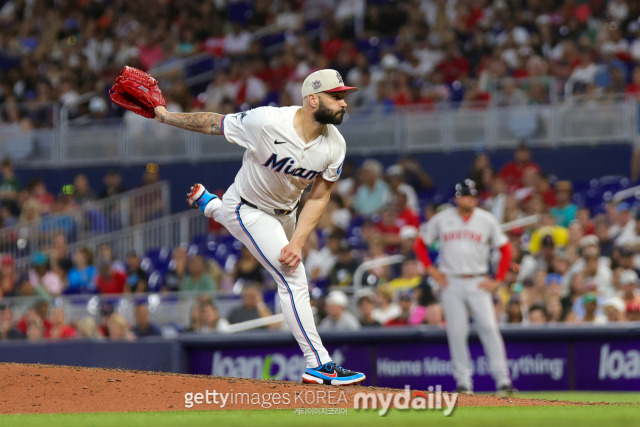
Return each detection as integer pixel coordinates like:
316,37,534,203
110,67,365,385
414,179,514,394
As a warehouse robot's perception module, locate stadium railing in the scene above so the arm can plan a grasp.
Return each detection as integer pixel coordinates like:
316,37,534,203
1,94,637,169
2,181,170,266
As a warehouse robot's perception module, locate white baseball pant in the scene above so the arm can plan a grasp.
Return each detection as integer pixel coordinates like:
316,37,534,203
440,275,511,390
203,183,331,368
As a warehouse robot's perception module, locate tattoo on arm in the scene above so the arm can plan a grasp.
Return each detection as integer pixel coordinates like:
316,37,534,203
160,112,224,135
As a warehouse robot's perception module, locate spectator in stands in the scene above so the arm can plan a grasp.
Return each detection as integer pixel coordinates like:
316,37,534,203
0,255,17,298
227,284,275,329
468,153,492,196
550,181,578,228
609,203,633,242
66,247,97,294
353,160,390,216
497,143,541,191
0,202,17,227
385,291,415,327
231,246,265,286
76,316,102,340
582,245,615,299
528,213,569,255
107,313,135,341
619,269,640,306
133,303,162,337
97,244,126,273
397,156,435,192
164,246,188,292
39,194,75,240
96,258,127,294
0,159,20,211
518,235,557,283
0,304,23,340
329,240,362,287
132,163,164,224
528,303,548,324
19,198,41,224
28,251,64,297
318,290,360,331
72,174,96,206
99,170,126,199
388,260,427,290
375,205,402,251
306,232,341,285
17,302,51,337
386,165,419,213
48,232,73,279
372,285,401,325
357,293,381,327
180,254,217,295
580,292,606,324
627,301,640,321
125,251,148,293
46,307,76,339
505,297,523,324
198,300,230,333
27,178,54,215
603,297,627,323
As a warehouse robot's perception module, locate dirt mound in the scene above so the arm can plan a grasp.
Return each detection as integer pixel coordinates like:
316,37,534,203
0,363,597,414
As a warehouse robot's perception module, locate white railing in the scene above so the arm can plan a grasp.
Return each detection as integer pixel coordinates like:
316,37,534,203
0,181,170,263
1,96,637,168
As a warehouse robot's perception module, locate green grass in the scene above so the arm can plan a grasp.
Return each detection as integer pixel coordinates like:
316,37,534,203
1,392,638,427
513,392,640,404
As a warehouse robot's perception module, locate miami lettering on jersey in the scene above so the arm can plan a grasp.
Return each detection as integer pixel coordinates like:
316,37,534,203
262,153,322,180
442,229,483,243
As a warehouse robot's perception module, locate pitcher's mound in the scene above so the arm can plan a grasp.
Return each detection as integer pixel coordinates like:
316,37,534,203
0,362,593,414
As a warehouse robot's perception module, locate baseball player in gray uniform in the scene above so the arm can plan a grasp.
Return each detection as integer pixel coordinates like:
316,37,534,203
153,69,365,385
414,179,514,394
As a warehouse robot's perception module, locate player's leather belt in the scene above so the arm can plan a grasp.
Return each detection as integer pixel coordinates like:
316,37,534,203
241,197,298,216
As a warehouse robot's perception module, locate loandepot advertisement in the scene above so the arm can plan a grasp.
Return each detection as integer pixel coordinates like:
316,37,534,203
187,337,640,391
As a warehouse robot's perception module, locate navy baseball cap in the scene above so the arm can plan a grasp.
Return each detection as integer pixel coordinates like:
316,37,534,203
455,179,478,197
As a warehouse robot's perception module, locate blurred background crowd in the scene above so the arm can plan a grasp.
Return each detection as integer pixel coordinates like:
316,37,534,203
1,142,640,343
1,0,640,341
3,0,640,126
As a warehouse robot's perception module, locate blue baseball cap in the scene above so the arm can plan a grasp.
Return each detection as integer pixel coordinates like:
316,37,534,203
545,273,562,286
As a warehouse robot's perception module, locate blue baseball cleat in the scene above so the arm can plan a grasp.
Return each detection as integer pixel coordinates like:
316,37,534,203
301,361,366,385
187,183,217,213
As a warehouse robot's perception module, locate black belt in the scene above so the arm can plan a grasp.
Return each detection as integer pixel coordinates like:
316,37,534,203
241,197,298,216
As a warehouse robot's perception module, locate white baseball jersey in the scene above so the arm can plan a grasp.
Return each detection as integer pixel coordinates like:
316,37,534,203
222,106,346,212
420,207,508,275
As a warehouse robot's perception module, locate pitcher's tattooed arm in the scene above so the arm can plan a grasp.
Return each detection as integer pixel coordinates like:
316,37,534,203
154,106,223,135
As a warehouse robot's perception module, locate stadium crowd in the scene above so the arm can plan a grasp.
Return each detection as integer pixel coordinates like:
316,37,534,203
0,141,640,342
2,0,640,128
1,0,640,340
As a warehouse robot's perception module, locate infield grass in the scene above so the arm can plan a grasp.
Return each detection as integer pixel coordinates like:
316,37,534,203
1,392,638,427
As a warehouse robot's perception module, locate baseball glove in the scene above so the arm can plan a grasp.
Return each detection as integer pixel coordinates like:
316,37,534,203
109,66,166,118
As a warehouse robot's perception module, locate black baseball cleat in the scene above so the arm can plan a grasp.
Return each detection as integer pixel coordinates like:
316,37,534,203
301,361,366,385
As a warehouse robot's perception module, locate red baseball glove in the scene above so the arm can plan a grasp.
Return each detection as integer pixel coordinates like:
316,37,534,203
109,66,166,118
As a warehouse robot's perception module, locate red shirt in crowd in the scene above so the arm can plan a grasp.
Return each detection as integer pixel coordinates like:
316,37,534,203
498,161,541,190
45,325,76,339
96,270,127,294
397,208,421,228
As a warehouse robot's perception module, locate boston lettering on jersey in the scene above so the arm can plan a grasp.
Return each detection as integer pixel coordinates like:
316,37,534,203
442,229,483,243
262,153,322,180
